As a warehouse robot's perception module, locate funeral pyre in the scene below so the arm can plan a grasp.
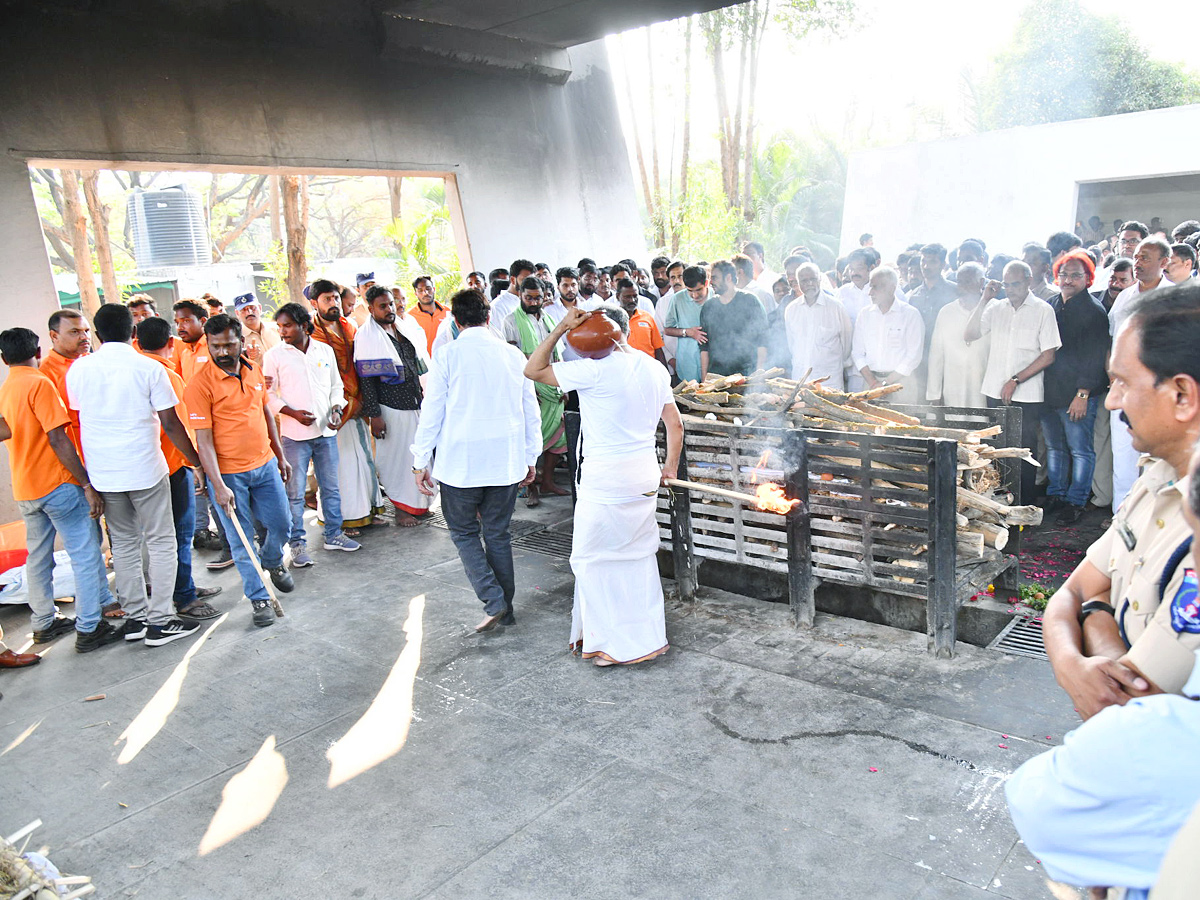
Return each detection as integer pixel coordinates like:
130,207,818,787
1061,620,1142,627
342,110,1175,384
671,369,1042,566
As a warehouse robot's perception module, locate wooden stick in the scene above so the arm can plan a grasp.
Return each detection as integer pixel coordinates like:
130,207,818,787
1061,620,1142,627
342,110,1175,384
957,487,1043,526
963,520,1010,550
225,502,285,617
665,478,766,507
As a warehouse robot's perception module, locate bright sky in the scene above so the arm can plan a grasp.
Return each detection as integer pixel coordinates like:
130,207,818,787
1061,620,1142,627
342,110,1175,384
608,0,1198,163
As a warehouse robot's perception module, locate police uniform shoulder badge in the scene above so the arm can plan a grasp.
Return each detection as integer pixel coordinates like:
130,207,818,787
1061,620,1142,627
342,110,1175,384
1170,568,1200,634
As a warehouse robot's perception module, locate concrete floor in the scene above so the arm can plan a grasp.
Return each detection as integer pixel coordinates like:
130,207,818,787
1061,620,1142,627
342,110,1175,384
0,495,1085,899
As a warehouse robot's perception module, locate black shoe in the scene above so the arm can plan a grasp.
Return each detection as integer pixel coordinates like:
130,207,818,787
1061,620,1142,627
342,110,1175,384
206,548,235,570
145,618,201,647
32,614,76,644
267,565,294,593
252,599,275,628
76,619,123,653
193,529,222,551
120,618,148,642
1038,495,1065,513
1057,503,1086,525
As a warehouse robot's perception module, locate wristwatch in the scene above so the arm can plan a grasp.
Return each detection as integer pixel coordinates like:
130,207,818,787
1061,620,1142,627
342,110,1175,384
1009,375,1021,385
411,466,426,474
1076,390,1090,399
1078,599,1117,624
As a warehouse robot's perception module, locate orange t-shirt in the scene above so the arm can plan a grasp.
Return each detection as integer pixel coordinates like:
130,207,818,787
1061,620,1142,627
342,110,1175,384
176,338,212,384
183,356,273,475
627,310,664,358
0,365,78,501
141,352,190,474
37,350,83,459
408,303,448,355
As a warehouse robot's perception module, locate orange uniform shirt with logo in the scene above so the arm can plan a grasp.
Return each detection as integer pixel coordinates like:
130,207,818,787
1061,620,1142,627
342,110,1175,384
176,339,212,385
37,350,84,458
141,352,190,474
0,366,79,501
627,310,664,358
183,357,273,475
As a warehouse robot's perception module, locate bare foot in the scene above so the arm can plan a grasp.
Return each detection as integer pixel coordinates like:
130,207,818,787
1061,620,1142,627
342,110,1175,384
474,610,504,633
394,512,420,527
525,486,540,508
542,483,569,496
593,657,618,667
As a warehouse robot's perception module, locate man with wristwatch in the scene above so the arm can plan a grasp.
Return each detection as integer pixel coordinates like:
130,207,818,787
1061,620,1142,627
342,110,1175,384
965,259,1061,504
1042,283,1200,719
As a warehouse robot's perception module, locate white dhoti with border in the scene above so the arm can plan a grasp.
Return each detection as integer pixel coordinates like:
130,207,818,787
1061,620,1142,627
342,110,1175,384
331,417,384,528
569,449,668,664
375,407,435,516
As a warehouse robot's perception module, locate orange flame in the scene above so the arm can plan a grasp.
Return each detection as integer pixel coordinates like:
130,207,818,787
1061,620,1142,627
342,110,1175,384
755,483,799,514
750,449,771,484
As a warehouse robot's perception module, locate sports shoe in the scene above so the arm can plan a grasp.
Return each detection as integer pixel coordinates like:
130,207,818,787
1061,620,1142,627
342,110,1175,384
32,614,76,644
192,529,222,551
76,619,123,653
289,542,314,568
323,534,361,552
206,548,235,570
144,618,202,647
119,618,148,642
252,599,275,628
267,565,294,593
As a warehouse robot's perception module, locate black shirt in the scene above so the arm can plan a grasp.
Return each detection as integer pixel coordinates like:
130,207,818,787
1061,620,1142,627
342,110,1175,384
699,291,768,376
360,331,423,416
1043,292,1110,408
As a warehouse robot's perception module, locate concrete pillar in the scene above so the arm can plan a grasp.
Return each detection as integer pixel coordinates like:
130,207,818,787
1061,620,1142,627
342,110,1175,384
0,155,62,523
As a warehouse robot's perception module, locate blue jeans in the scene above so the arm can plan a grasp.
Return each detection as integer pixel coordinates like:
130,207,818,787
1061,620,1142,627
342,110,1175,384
207,460,291,602
169,466,198,609
16,482,113,633
438,482,520,617
1041,396,1100,508
282,435,342,543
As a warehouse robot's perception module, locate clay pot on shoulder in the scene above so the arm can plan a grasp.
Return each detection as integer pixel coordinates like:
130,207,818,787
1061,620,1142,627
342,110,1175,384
565,310,622,359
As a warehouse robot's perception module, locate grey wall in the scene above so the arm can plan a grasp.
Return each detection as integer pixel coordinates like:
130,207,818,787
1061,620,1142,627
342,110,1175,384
0,2,645,519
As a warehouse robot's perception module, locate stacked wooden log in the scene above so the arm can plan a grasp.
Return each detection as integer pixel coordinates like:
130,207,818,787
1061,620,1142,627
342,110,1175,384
674,370,1042,564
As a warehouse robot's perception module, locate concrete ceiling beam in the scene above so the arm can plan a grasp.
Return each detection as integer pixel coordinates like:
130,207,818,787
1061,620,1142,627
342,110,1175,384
382,15,572,83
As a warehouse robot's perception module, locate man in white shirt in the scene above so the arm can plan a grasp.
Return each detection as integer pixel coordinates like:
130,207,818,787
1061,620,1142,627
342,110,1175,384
66,303,203,648
965,260,1061,502
851,266,924,403
784,262,851,388
1108,236,1172,509
1166,242,1197,286
265,303,359,568
742,241,780,298
926,262,989,408
412,290,540,632
488,258,534,340
733,253,776,313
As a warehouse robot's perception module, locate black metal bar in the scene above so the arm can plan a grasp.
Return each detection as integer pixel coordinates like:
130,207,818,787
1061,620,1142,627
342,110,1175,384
927,438,959,658
785,430,814,627
859,434,874,587
669,436,697,602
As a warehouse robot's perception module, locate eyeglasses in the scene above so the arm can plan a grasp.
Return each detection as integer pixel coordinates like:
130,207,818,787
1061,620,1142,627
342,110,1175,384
1058,271,1087,281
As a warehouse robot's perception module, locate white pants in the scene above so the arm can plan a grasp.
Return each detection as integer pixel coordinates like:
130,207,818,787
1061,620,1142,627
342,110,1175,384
1111,409,1139,512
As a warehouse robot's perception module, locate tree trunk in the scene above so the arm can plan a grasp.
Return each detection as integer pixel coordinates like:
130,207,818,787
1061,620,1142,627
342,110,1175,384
82,170,122,305
61,169,100,316
702,13,736,212
621,32,656,227
741,1,769,224
269,175,282,244
676,15,693,256
280,174,308,308
387,175,404,250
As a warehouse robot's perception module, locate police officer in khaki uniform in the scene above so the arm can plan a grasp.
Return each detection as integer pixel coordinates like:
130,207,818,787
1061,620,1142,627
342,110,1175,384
1044,282,1200,718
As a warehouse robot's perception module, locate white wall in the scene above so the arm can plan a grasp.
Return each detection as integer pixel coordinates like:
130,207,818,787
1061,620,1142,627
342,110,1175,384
841,105,1200,261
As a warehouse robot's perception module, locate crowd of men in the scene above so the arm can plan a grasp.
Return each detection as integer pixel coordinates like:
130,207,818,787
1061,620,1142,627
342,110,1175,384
2,213,1200,896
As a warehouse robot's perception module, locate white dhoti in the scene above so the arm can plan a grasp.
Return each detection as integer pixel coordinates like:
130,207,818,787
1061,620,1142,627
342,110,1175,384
1111,409,1140,512
332,417,384,528
374,407,436,516
569,450,668,664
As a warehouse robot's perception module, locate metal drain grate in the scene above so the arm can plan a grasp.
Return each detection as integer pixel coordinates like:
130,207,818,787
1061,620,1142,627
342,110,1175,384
512,528,574,559
424,511,545,540
988,616,1048,659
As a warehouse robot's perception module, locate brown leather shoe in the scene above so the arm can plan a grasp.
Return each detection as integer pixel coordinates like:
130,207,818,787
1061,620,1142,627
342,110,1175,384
0,648,42,668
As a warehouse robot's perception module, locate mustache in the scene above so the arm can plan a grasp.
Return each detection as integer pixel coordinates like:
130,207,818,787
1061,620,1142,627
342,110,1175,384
1120,411,1131,427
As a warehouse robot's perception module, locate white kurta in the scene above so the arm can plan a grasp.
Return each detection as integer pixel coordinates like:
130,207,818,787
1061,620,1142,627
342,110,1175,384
333,417,384,527
926,299,989,408
784,293,852,388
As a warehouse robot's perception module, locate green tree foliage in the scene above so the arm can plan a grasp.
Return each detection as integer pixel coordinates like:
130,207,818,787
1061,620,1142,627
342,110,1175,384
381,180,462,301
978,0,1200,130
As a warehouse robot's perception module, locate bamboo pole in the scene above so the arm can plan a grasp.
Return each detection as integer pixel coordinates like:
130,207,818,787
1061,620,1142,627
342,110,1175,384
225,503,285,617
